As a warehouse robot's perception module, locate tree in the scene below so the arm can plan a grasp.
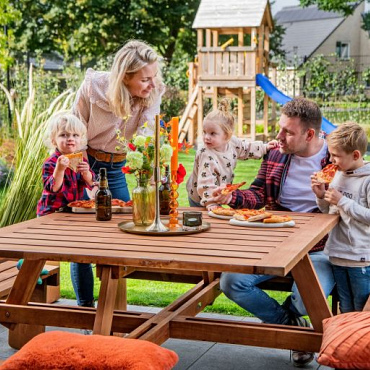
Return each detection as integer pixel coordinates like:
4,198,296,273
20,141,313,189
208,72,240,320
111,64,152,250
10,0,200,65
0,0,20,70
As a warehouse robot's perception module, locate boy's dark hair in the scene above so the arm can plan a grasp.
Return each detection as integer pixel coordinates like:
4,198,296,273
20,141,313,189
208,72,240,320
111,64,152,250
281,98,322,135
327,122,368,155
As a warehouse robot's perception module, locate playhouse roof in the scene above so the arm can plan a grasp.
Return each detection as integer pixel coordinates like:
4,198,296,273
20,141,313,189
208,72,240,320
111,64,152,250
192,0,272,29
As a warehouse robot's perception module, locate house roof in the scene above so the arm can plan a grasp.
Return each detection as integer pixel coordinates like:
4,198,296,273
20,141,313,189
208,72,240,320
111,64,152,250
30,53,64,71
192,0,271,29
275,5,345,64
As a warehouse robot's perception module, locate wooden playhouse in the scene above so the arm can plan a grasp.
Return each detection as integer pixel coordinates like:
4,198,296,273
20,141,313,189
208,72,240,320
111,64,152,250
179,0,276,145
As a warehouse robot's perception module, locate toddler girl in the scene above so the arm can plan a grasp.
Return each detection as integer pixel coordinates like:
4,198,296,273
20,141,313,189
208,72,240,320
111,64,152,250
186,100,277,210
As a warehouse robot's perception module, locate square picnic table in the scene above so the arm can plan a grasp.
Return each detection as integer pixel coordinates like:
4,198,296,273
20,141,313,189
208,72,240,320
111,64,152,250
0,208,338,352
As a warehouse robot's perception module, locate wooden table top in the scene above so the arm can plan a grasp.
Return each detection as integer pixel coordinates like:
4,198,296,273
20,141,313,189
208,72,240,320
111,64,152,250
0,209,338,276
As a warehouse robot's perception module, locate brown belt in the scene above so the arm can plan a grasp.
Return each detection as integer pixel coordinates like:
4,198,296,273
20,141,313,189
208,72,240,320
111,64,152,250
87,147,126,163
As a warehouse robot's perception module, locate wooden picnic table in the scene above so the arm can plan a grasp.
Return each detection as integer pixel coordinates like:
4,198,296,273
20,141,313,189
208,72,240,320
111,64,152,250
0,208,338,352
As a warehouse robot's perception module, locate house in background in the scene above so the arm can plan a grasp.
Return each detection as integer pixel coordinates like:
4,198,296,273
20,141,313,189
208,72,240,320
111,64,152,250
275,1,370,96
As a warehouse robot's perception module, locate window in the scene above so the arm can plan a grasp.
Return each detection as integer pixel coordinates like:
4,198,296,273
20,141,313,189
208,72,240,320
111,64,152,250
336,41,350,60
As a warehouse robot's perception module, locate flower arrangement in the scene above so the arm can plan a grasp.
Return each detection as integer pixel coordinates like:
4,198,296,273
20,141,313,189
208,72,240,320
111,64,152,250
116,131,173,183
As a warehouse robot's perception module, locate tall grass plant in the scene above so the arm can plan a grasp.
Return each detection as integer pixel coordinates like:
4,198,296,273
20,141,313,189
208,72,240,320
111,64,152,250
0,66,75,226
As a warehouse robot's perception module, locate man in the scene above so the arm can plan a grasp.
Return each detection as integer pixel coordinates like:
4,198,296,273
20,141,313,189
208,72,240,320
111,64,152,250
212,98,335,368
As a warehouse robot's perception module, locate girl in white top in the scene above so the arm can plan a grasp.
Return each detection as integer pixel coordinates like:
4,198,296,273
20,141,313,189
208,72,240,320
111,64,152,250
187,100,277,210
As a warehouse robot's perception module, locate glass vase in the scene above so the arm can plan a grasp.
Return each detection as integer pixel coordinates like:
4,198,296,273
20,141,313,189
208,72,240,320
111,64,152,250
132,177,155,226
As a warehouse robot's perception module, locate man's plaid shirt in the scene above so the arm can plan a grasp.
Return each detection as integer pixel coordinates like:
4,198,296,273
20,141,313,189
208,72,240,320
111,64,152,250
229,148,331,252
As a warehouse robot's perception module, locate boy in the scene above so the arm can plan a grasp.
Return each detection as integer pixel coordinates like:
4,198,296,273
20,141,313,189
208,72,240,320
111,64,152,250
311,122,370,313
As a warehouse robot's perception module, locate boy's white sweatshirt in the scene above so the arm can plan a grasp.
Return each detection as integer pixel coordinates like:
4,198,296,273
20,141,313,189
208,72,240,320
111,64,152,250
316,162,370,262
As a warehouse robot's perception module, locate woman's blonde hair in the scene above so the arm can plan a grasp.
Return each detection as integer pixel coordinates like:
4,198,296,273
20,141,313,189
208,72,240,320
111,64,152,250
107,40,162,119
203,99,234,140
45,113,87,150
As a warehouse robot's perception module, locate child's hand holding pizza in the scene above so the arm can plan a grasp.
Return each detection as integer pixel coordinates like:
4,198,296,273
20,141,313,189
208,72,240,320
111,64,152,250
311,173,326,199
56,155,70,172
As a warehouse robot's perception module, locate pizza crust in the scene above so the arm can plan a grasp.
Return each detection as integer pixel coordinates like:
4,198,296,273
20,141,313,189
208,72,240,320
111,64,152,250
263,215,292,223
221,181,246,195
65,152,83,172
211,207,236,216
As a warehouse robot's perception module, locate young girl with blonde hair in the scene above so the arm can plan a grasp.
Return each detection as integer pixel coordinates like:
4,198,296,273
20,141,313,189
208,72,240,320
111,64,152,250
187,100,277,210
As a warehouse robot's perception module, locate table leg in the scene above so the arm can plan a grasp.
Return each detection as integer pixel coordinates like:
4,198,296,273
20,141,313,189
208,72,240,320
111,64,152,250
93,266,118,335
6,259,46,349
291,255,332,332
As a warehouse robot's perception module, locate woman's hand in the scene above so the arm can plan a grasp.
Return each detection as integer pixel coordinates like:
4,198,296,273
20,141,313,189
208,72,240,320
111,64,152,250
311,173,326,199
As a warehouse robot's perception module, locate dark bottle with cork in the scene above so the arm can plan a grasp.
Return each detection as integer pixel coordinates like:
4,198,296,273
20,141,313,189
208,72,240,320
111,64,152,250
159,165,171,215
95,168,112,221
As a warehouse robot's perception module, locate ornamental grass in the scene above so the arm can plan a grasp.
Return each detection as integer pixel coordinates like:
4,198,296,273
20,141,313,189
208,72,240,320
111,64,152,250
0,65,75,227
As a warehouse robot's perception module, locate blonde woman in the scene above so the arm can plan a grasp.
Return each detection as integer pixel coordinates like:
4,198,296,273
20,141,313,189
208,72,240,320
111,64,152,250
72,40,164,310
73,39,165,201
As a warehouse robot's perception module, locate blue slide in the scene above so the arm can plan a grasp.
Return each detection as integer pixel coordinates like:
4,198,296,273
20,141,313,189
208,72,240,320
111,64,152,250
256,74,336,134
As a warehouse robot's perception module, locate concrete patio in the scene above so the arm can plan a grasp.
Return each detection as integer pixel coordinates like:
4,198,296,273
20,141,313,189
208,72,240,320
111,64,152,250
0,299,333,369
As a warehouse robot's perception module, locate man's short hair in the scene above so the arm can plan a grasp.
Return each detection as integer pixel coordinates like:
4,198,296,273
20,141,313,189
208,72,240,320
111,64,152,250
327,122,368,155
281,98,322,135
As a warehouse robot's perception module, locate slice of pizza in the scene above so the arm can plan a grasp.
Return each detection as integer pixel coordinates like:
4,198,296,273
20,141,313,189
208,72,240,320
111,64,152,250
65,152,83,172
263,215,292,223
112,199,127,207
233,209,272,222
316,164,338,184
211,207,236,216
221,181,247,195
68,199,95,208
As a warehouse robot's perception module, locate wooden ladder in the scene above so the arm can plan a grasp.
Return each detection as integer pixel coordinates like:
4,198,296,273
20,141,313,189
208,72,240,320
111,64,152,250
179,84,199,144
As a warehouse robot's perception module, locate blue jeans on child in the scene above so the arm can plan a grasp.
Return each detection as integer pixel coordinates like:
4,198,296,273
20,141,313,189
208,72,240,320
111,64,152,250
332,264,370,313
220,251,335,324
70,155,130,306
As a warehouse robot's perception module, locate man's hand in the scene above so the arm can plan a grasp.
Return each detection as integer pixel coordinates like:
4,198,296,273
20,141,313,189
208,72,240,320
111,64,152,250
324,187,342,206
212,186,233,205
311,173,326,199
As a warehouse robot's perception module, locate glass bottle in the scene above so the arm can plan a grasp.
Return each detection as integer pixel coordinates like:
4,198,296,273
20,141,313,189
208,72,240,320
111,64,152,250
95,168,112,221
159,165,171,215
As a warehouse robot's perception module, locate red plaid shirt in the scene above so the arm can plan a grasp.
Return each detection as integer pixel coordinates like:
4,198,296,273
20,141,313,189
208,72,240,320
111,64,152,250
229,148,331,252
37,150,95,216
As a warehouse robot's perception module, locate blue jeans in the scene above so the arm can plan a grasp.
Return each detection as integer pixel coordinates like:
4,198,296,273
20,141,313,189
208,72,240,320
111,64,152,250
88,154,130,201
188,197,202,207
220,251,335,324
332,264,370,313
71,155,131,306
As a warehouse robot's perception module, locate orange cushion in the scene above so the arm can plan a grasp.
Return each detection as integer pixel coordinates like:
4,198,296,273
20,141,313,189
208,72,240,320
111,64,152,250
0,331,178,370
317,312,370,369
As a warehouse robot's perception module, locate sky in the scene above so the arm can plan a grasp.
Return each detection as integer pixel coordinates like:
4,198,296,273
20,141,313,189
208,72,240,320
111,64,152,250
271,0,300,15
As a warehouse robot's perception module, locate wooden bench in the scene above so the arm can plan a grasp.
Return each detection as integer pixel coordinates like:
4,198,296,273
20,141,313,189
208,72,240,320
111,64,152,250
123,268,340,314
0,259,60,349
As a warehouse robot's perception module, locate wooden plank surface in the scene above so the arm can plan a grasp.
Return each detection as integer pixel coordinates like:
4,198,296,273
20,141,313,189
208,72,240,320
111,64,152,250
0,210,338,276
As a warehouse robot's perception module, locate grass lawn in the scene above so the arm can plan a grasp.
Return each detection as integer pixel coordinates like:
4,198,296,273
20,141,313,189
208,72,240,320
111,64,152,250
58,151,370,315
